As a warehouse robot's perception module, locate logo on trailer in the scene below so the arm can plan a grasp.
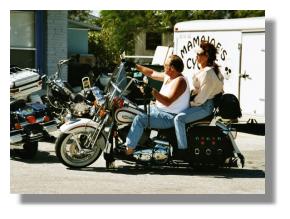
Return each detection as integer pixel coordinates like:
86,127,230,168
178,35,232,79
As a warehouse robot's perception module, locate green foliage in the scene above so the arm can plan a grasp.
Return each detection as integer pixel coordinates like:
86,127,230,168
68,10,92,22
95,10,265,59
68,10,265,73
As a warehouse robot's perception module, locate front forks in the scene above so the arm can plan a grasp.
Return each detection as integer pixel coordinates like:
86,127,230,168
103,123,117,169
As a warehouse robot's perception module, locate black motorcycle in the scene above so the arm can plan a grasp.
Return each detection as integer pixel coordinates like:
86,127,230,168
42,59,104,125
55,77,245,170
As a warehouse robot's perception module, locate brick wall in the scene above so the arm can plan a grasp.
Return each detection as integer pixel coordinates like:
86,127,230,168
46,11,68,80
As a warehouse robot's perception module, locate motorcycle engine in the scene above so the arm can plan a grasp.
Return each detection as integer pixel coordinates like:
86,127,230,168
133,140,170,164
71,102,90,117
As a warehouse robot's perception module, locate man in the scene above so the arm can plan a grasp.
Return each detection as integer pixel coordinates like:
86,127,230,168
118,55,190,156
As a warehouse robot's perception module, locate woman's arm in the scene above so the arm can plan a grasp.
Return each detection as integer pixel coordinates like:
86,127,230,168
190,71,221,106
153,77,187,106
136,64,165,81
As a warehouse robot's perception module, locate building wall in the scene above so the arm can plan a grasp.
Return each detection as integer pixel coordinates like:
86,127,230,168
135,32,173,57
46,11,68,80
68,28,89,56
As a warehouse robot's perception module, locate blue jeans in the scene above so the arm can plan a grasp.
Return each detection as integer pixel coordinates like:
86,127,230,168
125,106,175,149
174,99,214,150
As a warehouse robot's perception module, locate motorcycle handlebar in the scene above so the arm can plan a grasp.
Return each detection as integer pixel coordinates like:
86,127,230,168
58,59,71,66
47,58,72,82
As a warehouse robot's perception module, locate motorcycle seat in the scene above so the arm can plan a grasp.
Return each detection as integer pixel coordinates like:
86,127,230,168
69,93,85,103
153,114,214,135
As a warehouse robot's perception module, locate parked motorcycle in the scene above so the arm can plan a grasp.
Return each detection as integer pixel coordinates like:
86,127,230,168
10,65,59,159
10,98,57,159
42,59,104,125
55,76,245,170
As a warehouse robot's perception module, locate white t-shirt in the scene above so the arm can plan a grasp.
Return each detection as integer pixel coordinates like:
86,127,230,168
156,75,190,114
190,66,224,107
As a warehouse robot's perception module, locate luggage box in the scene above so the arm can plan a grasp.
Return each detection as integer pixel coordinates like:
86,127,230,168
10,67,42,99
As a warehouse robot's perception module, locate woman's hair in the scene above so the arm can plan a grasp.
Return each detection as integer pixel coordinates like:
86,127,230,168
200,41,220,76
169,55,184,73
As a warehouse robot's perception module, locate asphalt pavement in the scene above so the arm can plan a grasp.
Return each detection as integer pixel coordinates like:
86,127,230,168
10,131,265,195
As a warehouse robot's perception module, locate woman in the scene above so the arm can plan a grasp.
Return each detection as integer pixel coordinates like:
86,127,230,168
174,41,224,153
118,55,190,156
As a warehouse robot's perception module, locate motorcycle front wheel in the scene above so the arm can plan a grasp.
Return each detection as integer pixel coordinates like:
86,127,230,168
55,127,105,168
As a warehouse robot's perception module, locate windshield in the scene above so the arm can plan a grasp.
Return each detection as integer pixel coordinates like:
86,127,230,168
104,62,127,93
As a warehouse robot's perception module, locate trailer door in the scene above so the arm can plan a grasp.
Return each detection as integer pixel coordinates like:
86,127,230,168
240,32,265,117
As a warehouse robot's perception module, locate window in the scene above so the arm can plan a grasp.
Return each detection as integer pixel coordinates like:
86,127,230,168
146,32,162,50
10,11,36,68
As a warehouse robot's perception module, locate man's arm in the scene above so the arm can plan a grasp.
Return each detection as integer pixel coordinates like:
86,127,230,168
153,77,187,106
136,64,165,81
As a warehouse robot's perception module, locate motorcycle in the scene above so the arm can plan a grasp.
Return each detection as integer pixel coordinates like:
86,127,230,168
10,65,59,159
10,98,58,159
42,59,104,125
55,75,245,170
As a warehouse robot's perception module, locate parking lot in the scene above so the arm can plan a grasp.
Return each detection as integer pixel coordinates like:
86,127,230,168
10,131,265,195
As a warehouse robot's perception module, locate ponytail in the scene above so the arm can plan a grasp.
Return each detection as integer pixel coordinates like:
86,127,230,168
200,41,221,78
213,63,220,77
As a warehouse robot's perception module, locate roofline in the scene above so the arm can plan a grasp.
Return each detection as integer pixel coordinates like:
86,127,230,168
68,19,101,31
174,17,265,32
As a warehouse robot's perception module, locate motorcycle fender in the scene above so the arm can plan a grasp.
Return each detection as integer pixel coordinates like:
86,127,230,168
59,118,98,134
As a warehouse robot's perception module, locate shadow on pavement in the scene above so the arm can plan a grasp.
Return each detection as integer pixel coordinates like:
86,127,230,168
10,149,59,164
69,164,265,179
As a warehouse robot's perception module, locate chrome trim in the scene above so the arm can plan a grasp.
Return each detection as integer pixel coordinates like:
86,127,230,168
194,148,200,155
153,139,170,146
205,148,212,156
42,120,58,133
27,132,43,141
133,149,153,162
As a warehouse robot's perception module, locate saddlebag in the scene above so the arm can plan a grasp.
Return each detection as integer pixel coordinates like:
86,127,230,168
186,126,234,166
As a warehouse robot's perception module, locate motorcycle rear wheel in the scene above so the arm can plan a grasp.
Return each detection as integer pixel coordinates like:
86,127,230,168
55,128,105,168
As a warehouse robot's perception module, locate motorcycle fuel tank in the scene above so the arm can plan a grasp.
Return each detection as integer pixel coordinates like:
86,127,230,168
114,106,143,124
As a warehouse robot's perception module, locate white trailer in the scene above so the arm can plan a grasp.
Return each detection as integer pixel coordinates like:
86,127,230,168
174,17,265,118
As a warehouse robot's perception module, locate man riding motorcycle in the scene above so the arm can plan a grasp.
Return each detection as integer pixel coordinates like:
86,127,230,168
115,54,190,158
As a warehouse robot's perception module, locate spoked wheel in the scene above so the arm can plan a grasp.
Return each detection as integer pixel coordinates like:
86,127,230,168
55,127,105,168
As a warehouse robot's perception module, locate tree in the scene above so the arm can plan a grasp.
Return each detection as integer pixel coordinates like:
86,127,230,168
68,10,265,73
68,10,92,22
97,10,265,56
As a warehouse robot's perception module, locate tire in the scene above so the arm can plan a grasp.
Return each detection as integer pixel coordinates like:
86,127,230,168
55,127,105,168
22,142,38,159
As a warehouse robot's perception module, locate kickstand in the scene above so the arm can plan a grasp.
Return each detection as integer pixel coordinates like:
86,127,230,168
237,153,245,168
